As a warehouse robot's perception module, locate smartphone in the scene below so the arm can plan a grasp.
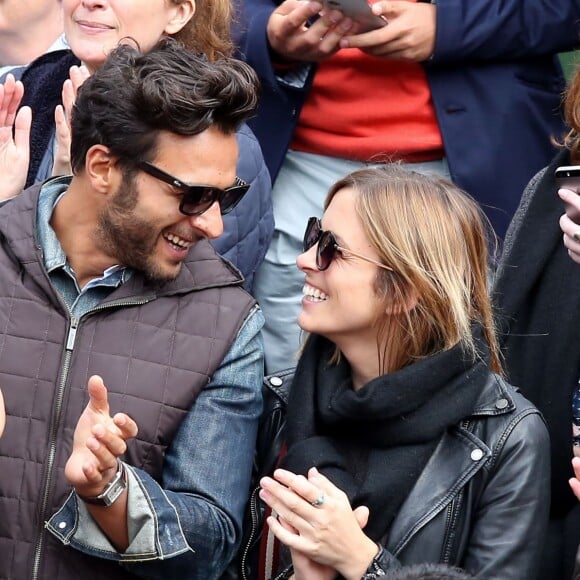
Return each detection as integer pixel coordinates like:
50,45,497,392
321,0,387,32
555,165,580,222
555,166,580,193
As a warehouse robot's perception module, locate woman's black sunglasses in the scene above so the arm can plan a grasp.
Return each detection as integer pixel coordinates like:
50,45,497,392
303,217,393,271
138,161,250,216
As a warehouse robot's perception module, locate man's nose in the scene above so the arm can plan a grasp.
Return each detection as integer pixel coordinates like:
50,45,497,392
189,201,224,239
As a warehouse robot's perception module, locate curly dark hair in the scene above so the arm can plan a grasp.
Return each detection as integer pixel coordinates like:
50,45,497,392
70,37,260,174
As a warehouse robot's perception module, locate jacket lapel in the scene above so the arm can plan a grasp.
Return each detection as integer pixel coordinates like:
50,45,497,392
387,426,491,555
387,375,514,555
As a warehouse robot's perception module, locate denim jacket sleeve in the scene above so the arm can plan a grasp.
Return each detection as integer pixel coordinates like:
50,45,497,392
47,307,265,580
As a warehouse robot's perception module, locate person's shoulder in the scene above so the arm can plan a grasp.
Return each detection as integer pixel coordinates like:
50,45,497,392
472,372,546,438
500,149,570,258
472,374,549,454
521,148,569,200
19,49,79,87
235,123,270,182
26,48,78,70
475,373,541,416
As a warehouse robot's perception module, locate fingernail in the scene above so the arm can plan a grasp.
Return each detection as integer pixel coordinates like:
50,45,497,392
559,188,576,198
328,10,342,23
340,38,349,48
92,424,105,437
260,477,272,488
308,468,321,481
274,468,291,478
340,18,353,31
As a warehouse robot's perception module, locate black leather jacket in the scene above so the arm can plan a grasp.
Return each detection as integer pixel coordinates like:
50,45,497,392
233,370,550,580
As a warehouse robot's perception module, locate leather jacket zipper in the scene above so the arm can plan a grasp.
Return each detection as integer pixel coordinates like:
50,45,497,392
240,486,261,580
441,497,459,563
440,419,472,565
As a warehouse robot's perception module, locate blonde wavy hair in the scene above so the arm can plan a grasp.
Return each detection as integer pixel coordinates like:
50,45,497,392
324,165,502,375
170,0,233,60
564,64,580,164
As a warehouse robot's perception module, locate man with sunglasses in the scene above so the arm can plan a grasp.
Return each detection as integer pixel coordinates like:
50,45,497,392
0,40,265,580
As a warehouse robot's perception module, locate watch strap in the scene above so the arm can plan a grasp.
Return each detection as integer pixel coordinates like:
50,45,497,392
76,460,127,507
361,545,387,579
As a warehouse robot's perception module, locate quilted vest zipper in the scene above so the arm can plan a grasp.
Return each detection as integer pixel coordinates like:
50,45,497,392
31,297,152,579
31,315,79,580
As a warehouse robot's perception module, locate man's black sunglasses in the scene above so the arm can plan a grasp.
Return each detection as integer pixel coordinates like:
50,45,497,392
303,217,393,271
138,161,250,216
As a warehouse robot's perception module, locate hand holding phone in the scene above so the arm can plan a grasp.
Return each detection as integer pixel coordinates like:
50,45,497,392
555,165,580,222
322,0,387,32
555,166,580,263
555,166,580,193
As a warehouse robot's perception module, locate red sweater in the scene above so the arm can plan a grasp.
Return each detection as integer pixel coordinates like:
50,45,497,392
291,26,443,163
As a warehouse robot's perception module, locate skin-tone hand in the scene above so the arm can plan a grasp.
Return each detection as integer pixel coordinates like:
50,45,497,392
65,375,138,551
340,1,436,61
0,74,31,199
558,188,580,265
267,0,354,63
277,517,338,580
281,500,369,580
53,65,90,177
569,457,580,500
0,74,24,128
260,467,378,580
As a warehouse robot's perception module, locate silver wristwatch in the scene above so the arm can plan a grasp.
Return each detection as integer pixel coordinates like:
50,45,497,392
77,461,127,507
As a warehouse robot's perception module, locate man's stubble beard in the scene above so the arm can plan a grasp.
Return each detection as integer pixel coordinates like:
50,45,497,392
95,172,182,284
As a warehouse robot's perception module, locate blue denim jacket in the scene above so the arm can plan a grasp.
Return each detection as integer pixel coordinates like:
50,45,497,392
47,307,264,579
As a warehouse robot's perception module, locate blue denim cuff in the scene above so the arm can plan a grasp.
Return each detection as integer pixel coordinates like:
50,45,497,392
46,464,192,562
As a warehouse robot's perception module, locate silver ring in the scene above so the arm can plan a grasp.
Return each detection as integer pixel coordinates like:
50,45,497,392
311,494,326,507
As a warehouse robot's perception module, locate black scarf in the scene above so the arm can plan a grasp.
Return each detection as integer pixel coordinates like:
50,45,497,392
281,332,489,541
20,49,81,188
494,148,580,517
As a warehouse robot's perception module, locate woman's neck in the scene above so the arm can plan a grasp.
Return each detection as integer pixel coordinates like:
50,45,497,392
336,331,402,391
337,339,382,391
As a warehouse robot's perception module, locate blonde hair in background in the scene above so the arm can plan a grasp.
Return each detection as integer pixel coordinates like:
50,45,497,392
563,64,580,164
170,0,234,60
324,165,502,375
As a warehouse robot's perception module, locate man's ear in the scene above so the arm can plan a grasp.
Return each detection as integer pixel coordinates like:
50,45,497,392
84,145,119,194
164,0,195,35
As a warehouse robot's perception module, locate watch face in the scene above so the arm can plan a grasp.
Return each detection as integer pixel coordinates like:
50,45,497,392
77,462,127,506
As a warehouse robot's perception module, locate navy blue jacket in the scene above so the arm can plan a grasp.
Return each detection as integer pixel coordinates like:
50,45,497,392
234,0,580,238
13,50,274,291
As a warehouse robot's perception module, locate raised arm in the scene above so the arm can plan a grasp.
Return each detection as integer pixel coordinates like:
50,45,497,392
49,308,265,580
0,74,31,200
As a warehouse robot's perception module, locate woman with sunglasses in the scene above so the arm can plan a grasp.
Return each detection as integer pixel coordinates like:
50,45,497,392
257,165,549,580
0,0,273,291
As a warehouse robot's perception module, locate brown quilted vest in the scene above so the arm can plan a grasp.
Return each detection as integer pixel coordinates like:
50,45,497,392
0,184,256,579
